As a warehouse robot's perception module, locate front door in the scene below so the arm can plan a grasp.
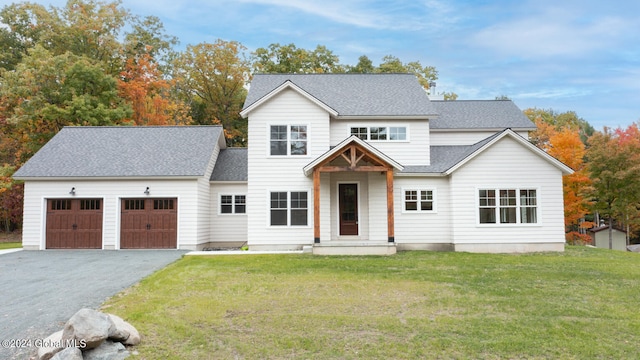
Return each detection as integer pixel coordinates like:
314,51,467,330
339,183,358,236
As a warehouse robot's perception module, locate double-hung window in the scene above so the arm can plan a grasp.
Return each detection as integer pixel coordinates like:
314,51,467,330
478,188,538,224
220,195,246,214
270,125,307,156
270,191,308,226
404,189,435,212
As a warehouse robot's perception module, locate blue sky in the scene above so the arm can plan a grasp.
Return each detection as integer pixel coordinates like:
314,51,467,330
3,0,639,130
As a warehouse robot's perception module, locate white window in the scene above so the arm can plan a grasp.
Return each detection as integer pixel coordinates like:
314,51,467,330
270,125,307,156
404,189,435,212
270,191,308,226
350,126,407,141
478,188,538,224
220,195,246,214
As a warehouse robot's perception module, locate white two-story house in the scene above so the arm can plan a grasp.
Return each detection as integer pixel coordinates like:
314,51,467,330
14,73,572,254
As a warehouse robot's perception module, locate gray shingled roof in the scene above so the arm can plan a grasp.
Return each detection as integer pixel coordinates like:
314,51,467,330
429,100,535,130
244,73,437,117
400,132,501,174
211,148,248,181
13,126,223,178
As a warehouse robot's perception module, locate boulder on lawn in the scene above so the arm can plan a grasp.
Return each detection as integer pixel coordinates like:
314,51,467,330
83,340,129,360
49,347,83,360
37,330,63,360
107,314,141,345
62,308,115,349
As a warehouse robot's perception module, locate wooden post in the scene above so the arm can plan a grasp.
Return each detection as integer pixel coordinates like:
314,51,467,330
386,169,395,242
313,169,320,243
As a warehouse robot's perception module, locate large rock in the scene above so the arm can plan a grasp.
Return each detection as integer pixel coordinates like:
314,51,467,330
107,314,141,346
62,308,115,349
37,330,63,360
83,340,129,360
50,347,83,360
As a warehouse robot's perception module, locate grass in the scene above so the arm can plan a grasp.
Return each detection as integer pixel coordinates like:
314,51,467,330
102,247,640,359
0,242,21,250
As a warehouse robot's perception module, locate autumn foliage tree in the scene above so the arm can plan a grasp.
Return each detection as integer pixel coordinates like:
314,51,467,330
587,124,640,247
527,109,594,241
118,53,190,125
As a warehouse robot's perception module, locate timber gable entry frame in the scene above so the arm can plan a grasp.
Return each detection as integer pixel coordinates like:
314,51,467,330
305,136,404,244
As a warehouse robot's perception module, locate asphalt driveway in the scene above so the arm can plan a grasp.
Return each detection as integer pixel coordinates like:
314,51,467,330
0,249,186,359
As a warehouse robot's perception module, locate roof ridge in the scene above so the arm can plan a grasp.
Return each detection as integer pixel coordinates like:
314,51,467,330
61,125,223,129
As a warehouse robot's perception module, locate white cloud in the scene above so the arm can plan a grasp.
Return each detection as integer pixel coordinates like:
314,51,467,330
470,6,632,59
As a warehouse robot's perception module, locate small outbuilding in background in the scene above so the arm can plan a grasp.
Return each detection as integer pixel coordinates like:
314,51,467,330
590,226,627,251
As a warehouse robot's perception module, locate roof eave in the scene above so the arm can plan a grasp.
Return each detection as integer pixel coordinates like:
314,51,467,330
430,127,536,132
303,136,404,176
13,175,204,181
336,114,438,120
443,129,574,176
240,80,339,118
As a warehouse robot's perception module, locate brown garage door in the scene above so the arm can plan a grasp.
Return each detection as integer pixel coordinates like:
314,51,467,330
120,198,177,249
46,199,103,249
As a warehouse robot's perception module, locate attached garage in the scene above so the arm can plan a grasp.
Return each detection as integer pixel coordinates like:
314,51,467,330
46,198,103,249
120,198,177,249
14,126,226,250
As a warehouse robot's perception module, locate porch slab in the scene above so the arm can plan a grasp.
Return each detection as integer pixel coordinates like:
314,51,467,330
312,242,397,256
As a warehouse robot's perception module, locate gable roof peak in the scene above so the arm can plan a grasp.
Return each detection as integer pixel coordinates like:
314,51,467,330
243,73,438,118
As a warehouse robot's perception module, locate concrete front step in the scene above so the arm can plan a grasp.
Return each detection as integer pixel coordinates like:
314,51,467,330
312,242,397,255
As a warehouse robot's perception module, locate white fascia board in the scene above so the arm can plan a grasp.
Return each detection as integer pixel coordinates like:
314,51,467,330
337,115,436,120
303,135,404,176
14,176,202,181
240,81,339,118
429,127,536,133
444,129,574,176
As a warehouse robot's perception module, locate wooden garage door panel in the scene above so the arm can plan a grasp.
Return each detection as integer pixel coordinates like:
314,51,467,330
46,199,102,249
121,198,177,249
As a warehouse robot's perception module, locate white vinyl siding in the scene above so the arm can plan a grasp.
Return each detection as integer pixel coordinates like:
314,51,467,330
21,179,200,250
210,183,248,244
331,119,430,166
247,88,329,248
395,177,450,245
450,136,565,248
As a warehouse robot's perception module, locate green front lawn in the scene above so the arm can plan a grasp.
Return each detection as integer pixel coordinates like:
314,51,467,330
102,247,640,359
0,242,21,250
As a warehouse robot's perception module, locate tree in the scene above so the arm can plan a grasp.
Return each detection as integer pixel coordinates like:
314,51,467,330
172,40,251,145
586,125,640,248
252,43,343,74
525,108,594,145
547,128,594,232
347,55,375,73
118,53,189,125
0,46,132,162
528,110,595,238
377,55,438,91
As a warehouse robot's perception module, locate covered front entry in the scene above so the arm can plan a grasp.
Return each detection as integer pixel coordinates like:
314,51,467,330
304,136,404,250
46,198,103,249
120,198,177,249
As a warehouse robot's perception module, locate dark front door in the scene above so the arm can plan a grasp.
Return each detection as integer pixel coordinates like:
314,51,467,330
339,183,358,236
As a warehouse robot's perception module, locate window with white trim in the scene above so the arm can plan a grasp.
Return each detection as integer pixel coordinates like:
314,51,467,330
404,189,435,212
270,125,307,156
478,188,538,224
350,126,407,141
270,191,308,226
220,195,246,214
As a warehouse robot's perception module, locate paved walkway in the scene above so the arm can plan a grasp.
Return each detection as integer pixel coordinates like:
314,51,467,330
0,249,185,359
